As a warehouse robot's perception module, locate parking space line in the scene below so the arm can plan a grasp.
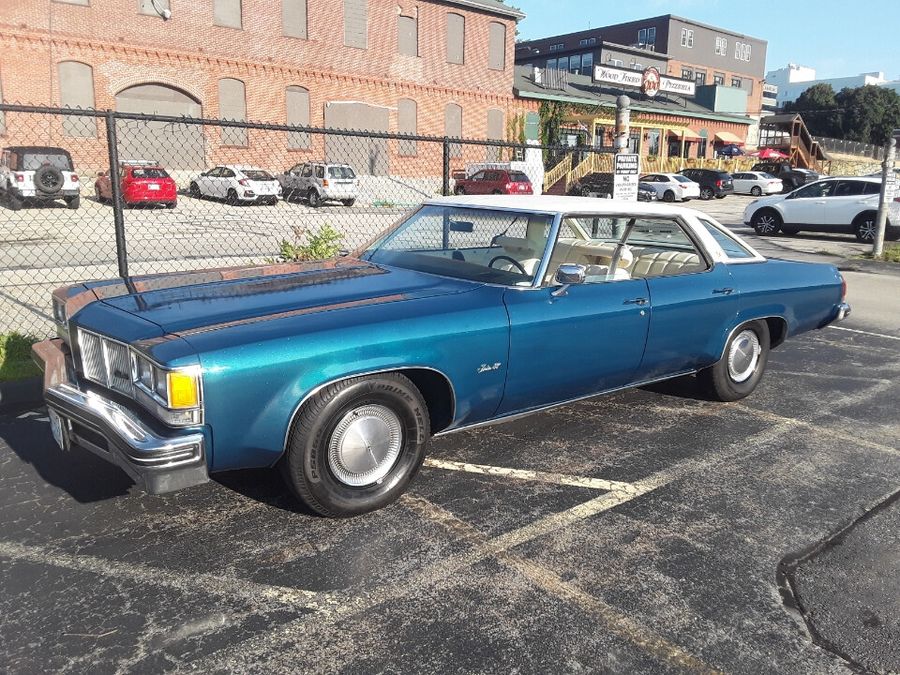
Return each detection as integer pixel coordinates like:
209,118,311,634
828,325,900,342
0,540,330,612
423,458,636,493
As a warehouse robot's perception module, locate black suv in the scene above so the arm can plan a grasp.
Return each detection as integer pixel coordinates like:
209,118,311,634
750,162,819,192
679,169,734,200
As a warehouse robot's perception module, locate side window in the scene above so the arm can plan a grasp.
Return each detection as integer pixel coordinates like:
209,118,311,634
833,181,865,197
625,219,708,279
793,182,835,199
315,165,325,179
471,171,486,181
221,169,235,178
301,164,313,177
208,167,223,177
863,182,882,195
697,218,755,259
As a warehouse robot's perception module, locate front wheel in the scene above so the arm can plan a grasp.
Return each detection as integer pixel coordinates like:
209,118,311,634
189,182,201,198
699,320,770,402
280,373,430,517
751,209,782,236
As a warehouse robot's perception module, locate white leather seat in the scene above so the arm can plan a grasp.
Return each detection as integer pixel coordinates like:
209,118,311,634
630,250,704,277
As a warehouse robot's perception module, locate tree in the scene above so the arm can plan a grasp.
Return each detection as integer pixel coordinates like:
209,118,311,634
835,85,900,146
785,83,841,138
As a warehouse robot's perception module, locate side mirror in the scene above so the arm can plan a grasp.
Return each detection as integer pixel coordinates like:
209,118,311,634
551,264,586,298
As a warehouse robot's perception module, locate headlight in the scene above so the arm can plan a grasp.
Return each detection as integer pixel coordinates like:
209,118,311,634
132,352,203,426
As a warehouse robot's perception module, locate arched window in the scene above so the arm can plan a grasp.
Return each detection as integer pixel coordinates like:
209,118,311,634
397,98,417,156
286,86,311,149
218,78,247,147
486,108,504,161
488,22,507,70
58,61,96,137
444,103,462,158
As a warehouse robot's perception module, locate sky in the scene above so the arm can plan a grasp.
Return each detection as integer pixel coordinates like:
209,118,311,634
512,0,900,81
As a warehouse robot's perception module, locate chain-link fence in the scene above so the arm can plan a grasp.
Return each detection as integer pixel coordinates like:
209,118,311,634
814,136,886,161
0,103,616,338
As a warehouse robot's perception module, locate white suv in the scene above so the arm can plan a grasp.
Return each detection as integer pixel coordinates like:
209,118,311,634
189,165,282,205
277,162,359,207
1,146,81,210
743,176,900,242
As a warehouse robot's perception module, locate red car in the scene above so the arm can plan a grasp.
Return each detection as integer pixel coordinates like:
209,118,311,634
454,168,533,195
95,162,177,208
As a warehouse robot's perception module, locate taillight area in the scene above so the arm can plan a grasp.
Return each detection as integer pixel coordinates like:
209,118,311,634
71,174,79,182
841,275,847,301
505,182,513,191
238,179,249,186
13,172,24,182
322,179,330,187
716,179,723,187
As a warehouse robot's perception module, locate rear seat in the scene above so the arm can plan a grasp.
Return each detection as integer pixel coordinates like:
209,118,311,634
629,248,705,277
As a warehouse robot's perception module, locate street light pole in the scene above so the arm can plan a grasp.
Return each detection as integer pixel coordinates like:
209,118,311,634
873,131,899,257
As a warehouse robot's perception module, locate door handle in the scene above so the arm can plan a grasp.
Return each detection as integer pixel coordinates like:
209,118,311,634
623,297,648,305
712,287,734,295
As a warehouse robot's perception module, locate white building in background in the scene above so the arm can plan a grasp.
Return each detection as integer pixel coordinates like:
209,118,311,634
765,64,894,107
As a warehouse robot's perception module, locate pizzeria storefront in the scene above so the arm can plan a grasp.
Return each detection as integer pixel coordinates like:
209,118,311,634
514,65,753,162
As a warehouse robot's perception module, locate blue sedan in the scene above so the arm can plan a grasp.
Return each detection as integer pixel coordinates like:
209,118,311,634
34,196,851,516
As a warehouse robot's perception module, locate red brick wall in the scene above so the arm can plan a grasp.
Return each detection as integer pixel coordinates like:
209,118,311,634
0,0,536,175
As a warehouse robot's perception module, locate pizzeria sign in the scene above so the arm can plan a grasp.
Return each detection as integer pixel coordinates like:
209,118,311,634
593,65,696,97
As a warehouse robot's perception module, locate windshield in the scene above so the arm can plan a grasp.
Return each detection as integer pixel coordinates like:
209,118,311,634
130,168,169,179
328,166,356,179
363,205,553,286
20,153,72,171
673,175,694,183
243,170,274,181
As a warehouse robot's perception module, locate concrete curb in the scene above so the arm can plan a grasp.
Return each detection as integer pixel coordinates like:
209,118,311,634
0,377,43,413
837,257,900,278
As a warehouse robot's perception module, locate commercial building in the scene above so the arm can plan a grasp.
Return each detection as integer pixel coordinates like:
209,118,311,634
0,0,529,175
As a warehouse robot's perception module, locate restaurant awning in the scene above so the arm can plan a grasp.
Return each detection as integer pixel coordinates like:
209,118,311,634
715,131,744,145
668,128,702,141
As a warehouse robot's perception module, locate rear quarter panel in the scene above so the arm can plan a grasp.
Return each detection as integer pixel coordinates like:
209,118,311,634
184,286,509,471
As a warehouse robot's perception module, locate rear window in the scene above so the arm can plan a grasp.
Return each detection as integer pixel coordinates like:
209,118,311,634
243,170,274,181
328,166,356,179
19,152,73,171
673,175,694,184
863,182,881,195
507,171,530,183
698,218,755,259
130,168,169,179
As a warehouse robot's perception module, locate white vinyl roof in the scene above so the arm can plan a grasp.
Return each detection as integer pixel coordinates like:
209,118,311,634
425,194,702,218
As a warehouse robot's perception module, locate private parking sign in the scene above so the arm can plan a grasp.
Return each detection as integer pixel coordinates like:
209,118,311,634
613,153,640,202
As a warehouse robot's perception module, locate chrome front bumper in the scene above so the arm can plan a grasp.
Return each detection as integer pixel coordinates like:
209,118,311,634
32,339,209,495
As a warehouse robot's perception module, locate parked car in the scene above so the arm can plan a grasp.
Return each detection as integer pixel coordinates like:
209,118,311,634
278,161,358,207
639,173,701,202
189,165,281,205
454,169,533,195
750,162,818,192
679,168,734,200
731,171,783,196
743,176,900,241
35,195,850,517
0,145,81,210
95,161,177,208
569,173,657,202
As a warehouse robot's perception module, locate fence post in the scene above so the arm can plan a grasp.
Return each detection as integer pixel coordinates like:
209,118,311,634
442,137,451,196
104,110,129,279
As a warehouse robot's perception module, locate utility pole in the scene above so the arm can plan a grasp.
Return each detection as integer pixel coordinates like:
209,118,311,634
873,131,899,257
615,95,631,155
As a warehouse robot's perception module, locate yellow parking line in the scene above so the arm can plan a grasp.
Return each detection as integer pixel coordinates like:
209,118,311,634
423,458,636,493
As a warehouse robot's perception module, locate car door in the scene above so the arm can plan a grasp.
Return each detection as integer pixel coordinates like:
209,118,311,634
198,167,221,197
282,163,303,195
499,215,651,414
823,180,876,229
780,180,834,228
731,173,747,193
465,170,486,194
625,218,742,380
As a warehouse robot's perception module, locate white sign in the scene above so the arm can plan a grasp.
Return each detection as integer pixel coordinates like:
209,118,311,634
593,65,697,97
613,153,641,202
885,173,897,201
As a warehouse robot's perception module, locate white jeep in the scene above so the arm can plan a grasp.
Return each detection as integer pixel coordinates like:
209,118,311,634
1,146,81,210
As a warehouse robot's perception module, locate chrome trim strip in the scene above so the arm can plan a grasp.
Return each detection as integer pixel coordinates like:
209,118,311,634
280,366,458,456
434,370,697,437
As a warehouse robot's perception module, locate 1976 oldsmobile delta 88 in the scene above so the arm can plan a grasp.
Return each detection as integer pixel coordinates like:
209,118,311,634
33,196,851,517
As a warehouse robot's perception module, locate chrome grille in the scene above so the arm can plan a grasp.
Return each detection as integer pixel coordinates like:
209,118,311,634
78,330,107,385
77,329,133,396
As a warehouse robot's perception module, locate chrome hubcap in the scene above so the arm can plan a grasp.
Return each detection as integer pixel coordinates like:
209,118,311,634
757,216,776,233
859,220,875,240
328,404,403,487
728,329,761,383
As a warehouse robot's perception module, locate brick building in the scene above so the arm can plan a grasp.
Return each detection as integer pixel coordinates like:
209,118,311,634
0,0,530,175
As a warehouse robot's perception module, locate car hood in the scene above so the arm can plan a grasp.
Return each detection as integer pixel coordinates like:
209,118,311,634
69,260,477,335
749,194,786,208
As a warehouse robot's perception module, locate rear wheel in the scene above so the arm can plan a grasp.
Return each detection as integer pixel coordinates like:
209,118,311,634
66,195,80,210
663,190,675,202
308,189,322,208
166,201,177,209
700,186,714,200
280,373,430,517
750,186,762,197
342,199,356,207
751,209,782,236
226,188,239,206
853,213,877,242
699,320,770,402
7,192,23,211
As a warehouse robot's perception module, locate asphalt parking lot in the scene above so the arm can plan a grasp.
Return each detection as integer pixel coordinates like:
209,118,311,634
2,192,899,673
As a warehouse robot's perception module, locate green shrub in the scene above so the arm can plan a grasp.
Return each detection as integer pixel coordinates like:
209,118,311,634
272,224,343,262
0,332,40,382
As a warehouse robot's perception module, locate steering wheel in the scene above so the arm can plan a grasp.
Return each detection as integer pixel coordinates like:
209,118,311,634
488,255,528,276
